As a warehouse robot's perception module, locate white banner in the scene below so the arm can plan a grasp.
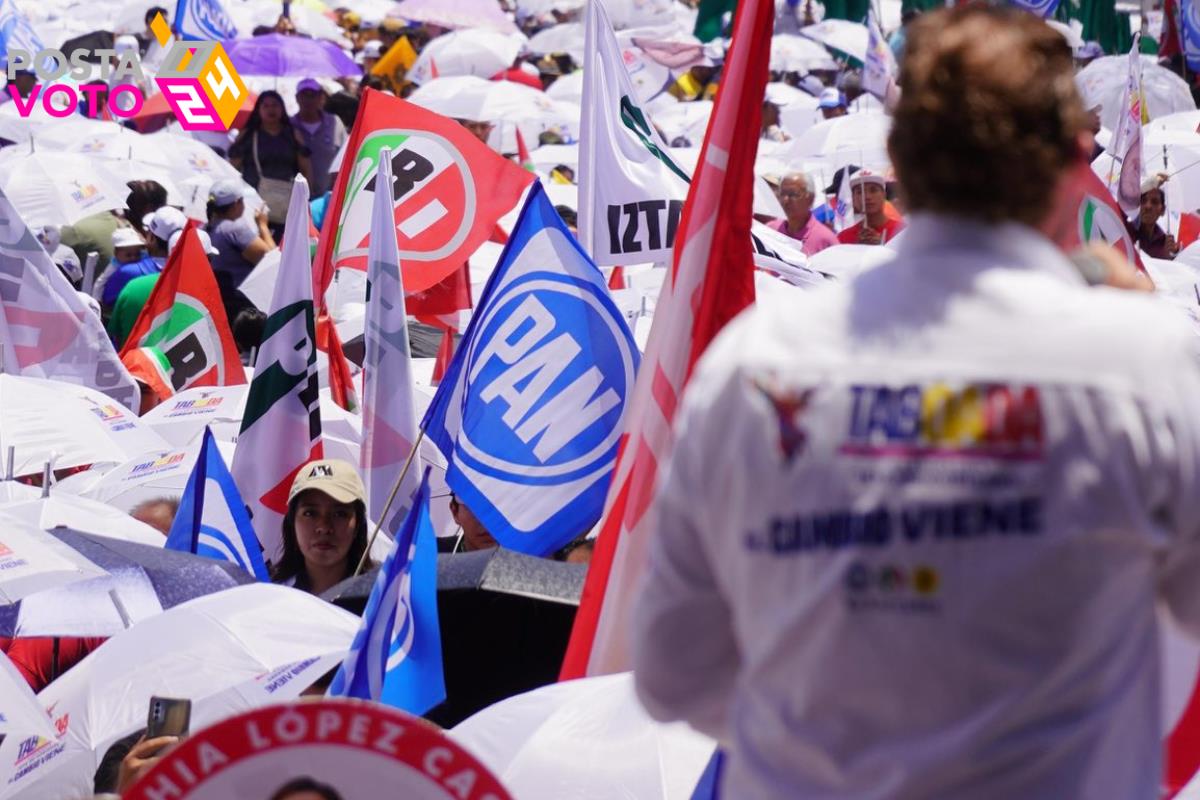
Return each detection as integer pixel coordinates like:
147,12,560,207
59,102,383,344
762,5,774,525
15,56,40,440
578,0,824,287
0,188,140,412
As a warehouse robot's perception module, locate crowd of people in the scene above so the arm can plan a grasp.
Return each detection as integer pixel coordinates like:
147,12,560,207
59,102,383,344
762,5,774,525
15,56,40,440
3,0,1200,796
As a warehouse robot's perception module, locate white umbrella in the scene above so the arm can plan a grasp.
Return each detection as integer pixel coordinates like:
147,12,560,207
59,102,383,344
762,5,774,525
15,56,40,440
392,0,519,34
407,75,580,130
602,0,678,30
451,672,716,800
409,28,527,84
0,584,358,800
0,652,56,741
806,242,898,279
785,111,892,167
38,123,171,164
528,21,585,62
0,376,168,478
0,150,128,228
800,19,868,64
1146,110,1200,135
1077,55,1197,133
770,33,838,73
546,69,584,104
0,517,108,604
651,100,713,146
0,495,166,547
667,146,785,218
139,385,249,447
67,439,238,514
0,98,114,149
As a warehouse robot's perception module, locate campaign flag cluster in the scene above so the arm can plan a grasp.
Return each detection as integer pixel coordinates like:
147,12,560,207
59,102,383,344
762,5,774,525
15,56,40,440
578,0,819,282
562,0,771,678
231,177,324,562
361,148,422,537
311,88,533,306
173,0,238,41
165,427,269,580
863,6,898,106
423,180,640,557
119,221,246,405
0,186,140,412
328,468,444,716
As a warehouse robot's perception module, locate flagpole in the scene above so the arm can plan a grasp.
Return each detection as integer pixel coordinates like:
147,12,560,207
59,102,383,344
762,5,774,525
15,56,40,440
354,428,427,576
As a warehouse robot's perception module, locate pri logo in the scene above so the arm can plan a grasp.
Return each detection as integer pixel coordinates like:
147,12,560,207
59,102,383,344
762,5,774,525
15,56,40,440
150,12,248,131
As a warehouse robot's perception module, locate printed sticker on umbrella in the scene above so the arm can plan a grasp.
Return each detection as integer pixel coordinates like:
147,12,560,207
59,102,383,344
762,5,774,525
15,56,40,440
124,698,514,800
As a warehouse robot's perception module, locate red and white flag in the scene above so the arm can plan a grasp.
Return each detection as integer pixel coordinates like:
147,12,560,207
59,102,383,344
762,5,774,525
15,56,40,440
560,0,772,679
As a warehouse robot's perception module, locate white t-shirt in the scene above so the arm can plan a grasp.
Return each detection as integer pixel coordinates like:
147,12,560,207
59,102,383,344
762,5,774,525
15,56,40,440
633,215,1200,799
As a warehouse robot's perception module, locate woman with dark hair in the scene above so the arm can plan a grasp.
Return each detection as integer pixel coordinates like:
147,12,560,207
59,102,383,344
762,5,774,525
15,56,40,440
271,459,373,595
269,776,344,800
228,90,313,231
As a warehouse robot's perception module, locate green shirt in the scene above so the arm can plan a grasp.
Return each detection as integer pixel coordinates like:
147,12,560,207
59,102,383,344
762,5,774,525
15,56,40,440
61,212,122,272
109,273,160,350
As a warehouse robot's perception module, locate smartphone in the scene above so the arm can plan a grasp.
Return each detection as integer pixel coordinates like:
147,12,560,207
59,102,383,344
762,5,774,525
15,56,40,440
146,696,191,739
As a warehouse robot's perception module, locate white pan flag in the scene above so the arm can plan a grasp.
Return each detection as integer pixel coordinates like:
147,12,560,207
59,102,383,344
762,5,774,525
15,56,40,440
0,187,140,412
361,149,422,536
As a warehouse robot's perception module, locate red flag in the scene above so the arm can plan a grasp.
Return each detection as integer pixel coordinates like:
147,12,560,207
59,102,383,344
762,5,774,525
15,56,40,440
1178,212,1200,249
607,265,626,290
311,89,533,310
407,262,473,326
1042,160,1145,272
430,325,455,386
118,221,246,404
1162,0,1183,60
316,313,358,412
560,0,771,679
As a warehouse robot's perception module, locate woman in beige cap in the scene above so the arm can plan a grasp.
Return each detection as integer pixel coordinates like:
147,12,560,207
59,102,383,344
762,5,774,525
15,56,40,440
271,459,374,594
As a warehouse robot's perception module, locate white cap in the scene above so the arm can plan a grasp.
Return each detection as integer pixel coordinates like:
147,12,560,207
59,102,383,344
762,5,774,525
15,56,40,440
849,169,887,189
362,40,383,58
111,227,145,249
143,206,188,243
114,34,140,54
209,178,244,207
169,227,219,256
818,87,845,109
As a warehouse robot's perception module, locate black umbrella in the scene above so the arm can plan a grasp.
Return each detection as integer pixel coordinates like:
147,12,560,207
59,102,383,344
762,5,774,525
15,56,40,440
323,548,587,727
60,31,116,64
0,528,255,638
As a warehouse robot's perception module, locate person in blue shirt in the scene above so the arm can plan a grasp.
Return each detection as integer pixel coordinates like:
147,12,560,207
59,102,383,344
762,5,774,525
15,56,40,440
101,227,159,310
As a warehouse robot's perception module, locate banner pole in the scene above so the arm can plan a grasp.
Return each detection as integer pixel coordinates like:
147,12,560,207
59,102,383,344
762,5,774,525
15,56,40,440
354,428,426,576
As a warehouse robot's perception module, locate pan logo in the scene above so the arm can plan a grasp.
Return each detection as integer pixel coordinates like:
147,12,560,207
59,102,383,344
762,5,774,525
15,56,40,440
462,271,636,474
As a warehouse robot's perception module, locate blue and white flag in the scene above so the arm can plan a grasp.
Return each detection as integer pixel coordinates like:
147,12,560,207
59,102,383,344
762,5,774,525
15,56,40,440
165,428,269,580
327,468,444,715
1009,0,1060,19
422,181,641,556
0,0,44,70
173,0,238,41
1184,0,1200,72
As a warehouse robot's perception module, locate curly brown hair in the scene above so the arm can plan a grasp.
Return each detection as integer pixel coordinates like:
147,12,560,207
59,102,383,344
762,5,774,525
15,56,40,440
887,5,1089,226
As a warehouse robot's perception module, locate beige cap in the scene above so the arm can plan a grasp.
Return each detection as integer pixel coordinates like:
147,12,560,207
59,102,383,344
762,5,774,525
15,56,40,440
288,459,366,505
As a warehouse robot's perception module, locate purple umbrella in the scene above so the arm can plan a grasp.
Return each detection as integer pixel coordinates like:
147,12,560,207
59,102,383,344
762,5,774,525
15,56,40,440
392,0,518,35
221,33,361,78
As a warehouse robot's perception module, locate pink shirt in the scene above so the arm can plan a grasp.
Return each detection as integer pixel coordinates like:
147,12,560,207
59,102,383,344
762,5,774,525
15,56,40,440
767,215,839,256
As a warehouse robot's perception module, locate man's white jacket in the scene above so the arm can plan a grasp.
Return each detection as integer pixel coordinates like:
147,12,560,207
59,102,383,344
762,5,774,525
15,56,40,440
632,215,1200,799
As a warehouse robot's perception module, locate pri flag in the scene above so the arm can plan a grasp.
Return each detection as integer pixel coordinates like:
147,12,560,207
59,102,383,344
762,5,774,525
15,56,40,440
119,221,246,404
173,0,238,41
1109,34,1144,215
165,427,269,580
1044,160,1145,271
311,88,533,306
328,468,445,716
361,148,422,537
231,177,324,562
561,0,770,678
578,0,818,281
0,186,140,412
423,181,640,557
